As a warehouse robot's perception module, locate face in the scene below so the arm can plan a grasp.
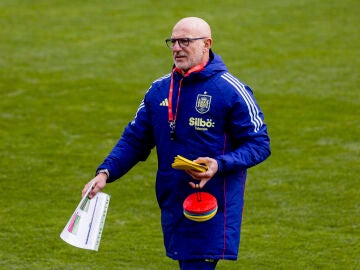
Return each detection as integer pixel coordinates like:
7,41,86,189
170,26,210,73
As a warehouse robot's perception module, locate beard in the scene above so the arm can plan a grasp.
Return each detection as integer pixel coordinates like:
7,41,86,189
173,53,203,74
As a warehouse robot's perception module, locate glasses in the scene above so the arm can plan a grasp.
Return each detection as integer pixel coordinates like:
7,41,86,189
165,37,207,49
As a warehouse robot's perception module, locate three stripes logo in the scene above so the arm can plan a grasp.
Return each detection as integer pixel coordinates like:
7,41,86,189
160,98,168,106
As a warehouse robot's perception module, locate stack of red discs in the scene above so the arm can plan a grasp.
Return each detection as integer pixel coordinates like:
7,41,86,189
183,192,218,222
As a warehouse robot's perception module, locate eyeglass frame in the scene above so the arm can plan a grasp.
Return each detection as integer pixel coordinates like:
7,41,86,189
165,37,208,49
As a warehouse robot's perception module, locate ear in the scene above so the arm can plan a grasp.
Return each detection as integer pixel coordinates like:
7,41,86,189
204,38,213,49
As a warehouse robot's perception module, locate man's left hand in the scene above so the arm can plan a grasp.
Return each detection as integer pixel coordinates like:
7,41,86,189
186,157,218,189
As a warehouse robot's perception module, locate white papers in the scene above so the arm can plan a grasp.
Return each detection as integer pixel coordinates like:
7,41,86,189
60,182,110,251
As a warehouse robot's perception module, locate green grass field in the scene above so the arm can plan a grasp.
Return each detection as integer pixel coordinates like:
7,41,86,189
0,0,359,269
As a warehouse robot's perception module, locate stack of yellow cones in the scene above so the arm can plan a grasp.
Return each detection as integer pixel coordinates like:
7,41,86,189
171,155,208,172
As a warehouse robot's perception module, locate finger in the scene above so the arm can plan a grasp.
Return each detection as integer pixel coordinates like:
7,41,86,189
82,181,96,198
193,157,206,163
89,183,102,199
185,170,202,180
82,183,91,197
188,182,198,189
89,189,96,199
189,181,206,189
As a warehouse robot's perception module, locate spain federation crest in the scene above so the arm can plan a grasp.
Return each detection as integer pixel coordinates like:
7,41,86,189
195,93,212,114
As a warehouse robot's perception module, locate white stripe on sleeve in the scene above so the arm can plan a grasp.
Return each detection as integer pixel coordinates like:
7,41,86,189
221,73,263,132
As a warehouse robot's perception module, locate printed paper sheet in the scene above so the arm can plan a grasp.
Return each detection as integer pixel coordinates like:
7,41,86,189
60,183,110,251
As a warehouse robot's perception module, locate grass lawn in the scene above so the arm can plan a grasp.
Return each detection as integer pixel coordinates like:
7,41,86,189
0,0,358,269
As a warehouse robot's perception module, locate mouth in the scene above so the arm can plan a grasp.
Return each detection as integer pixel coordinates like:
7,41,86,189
174,54,187,61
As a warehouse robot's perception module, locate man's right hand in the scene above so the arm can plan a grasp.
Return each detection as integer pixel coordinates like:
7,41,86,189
82,173,107,199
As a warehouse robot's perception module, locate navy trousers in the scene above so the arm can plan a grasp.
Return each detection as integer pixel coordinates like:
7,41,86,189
179,259,219,270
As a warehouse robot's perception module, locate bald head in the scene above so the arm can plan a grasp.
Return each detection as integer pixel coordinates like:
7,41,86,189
169,17,213,74
172,17,212,39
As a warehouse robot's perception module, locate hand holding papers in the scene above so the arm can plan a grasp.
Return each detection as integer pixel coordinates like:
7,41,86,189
171,155,208,172
60,182,110,251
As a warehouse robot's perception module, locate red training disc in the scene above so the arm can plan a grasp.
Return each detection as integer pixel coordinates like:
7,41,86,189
183,192,218,214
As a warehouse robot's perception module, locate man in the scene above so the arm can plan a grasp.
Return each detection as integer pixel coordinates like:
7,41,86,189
82,17,270,270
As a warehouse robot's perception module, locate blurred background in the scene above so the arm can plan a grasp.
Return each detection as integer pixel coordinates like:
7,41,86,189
0,0,358,269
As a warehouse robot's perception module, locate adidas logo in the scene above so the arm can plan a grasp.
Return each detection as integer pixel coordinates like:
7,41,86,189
160,98,168,106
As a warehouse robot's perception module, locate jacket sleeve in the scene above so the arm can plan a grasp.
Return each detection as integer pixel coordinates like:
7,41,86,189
97,97,155,182
215,83,271,173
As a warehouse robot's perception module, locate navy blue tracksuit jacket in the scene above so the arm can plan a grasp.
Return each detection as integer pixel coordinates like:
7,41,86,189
98,50,271,261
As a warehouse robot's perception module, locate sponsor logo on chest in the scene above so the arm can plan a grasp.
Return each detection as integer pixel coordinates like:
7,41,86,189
189,117,215,130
